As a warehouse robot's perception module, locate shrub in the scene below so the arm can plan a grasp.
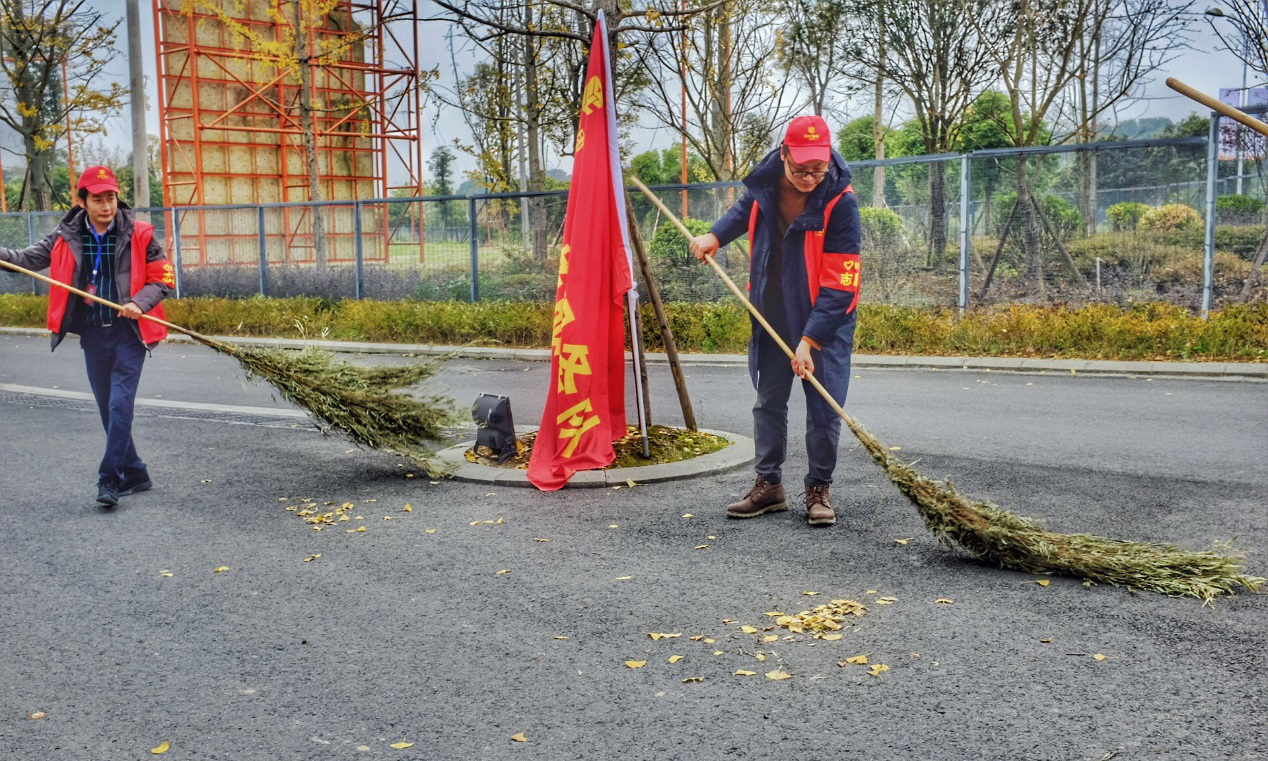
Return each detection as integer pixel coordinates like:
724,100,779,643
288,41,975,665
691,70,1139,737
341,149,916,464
859,207,905,245
1139,203,1201,232
1216,195,1266,225
648,216,712,265
1105,202,1149,232
1,295,1265,361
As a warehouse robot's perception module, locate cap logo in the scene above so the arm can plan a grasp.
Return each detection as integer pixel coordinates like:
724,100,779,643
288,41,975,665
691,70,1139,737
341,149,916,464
97,169,108,179
803,126,820,141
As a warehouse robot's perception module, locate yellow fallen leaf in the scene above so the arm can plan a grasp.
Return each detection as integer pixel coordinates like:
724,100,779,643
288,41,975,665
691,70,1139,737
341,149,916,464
762,635,779,643
355,526,367,533
703,638,715,644
712,650,724,656
682,676,702,683
740,625,758,634
681,513,694,519
213,566,229,573
390,741,415,749
689,634,707,641
383,516,393,521
626,478,636,488
1040,638,1053,643
867,663,890,677
765,669,792,681
821,633,844,641
625,660,647,669
151,741,170,754
894,538,911,545
159,571,173,577
616,576,632,581
1035,579,1051,587
425,528,436,534
889,446,902,451
469,521,480,526
608,524,619,529
611,485,622,490
694,545,709,550
510,733,528,743
707,535,716,540
496,569,512,575
402,504,412,512
554,636,569,640
935,598,954,604
802,591,819,596
1093,653,1108,661
754,653,766,662
734,670,757,676
302,554,321,562
845,655,869,665
534,538,550,543
668,655,684,663
764,611,784,617
876,597,897,605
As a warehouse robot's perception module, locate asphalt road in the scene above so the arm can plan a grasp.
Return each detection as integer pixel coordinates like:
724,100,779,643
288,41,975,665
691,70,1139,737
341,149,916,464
1,332,1265,760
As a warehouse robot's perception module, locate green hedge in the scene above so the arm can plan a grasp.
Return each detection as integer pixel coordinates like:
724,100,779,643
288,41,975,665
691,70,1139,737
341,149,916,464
0,294,1263,361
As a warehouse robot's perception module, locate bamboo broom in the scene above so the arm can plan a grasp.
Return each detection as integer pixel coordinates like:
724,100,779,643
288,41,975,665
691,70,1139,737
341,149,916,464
631,177,1262,602
0,259,454,476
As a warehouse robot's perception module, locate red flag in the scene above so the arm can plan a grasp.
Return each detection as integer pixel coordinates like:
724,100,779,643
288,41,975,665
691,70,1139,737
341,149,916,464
528,12,635,491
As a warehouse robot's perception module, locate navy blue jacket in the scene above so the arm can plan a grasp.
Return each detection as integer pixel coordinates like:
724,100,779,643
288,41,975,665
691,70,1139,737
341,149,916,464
709,148,861,400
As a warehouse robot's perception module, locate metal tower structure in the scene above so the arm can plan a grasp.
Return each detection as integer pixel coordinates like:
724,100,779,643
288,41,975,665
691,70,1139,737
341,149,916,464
153,0,424,268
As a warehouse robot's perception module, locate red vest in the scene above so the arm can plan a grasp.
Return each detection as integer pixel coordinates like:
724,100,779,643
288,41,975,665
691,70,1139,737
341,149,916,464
47,222,172,344
747,185,860,309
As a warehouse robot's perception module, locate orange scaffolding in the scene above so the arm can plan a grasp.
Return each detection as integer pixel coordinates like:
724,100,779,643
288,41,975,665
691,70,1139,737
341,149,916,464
152,0,425,267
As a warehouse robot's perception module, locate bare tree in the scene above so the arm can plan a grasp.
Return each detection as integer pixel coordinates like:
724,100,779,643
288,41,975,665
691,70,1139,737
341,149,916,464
431,0,720,257
1204,0,1268,83
638,0,794,181
846,0,1008,266
0,0,125,210
970,0,1191,292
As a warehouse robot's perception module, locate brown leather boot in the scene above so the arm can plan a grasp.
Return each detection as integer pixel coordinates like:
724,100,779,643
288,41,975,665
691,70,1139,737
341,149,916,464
725,476,788,518
805,484,835,527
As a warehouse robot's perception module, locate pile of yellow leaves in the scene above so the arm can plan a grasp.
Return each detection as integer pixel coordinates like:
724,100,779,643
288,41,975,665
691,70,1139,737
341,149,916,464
770,599,867,639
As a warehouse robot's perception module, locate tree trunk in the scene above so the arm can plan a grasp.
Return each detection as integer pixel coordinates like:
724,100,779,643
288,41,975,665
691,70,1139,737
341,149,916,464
523,2,548,262
927,160,946,267
19,135,53,212
293,0,327,270
872,0,886,208
1017,155,1044,297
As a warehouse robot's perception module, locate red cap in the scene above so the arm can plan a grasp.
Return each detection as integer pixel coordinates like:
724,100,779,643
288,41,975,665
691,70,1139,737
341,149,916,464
78,166,119,195
782,115,831,164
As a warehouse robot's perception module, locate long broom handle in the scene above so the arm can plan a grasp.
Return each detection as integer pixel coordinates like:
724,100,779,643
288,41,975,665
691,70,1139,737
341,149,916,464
1166,78,1268,138
0,258,228,351
628,177,872,445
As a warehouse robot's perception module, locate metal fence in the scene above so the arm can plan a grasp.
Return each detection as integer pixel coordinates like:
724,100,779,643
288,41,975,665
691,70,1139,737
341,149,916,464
3,122,1265,314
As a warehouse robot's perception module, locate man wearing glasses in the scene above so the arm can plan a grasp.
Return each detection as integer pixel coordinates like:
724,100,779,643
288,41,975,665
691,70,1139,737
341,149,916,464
689,115,861,527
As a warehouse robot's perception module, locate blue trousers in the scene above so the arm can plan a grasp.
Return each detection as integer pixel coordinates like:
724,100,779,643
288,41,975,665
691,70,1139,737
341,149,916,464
751,331,844,488
80,322,147,483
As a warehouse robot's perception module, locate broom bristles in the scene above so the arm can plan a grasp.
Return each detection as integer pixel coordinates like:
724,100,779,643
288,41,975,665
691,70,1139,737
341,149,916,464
849,418,1264,603
228,344,455,477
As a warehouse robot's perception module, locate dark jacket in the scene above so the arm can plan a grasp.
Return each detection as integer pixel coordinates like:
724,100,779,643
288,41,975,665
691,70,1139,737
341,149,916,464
0,203,170,351
709,148,861,400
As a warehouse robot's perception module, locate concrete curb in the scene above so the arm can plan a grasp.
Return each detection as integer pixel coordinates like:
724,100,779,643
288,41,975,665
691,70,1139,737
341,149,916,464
434,428,755,488
2,327,1264,380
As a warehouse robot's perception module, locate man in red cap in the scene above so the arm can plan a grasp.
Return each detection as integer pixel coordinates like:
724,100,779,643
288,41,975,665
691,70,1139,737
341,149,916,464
690,115,861,527
0,166,174,506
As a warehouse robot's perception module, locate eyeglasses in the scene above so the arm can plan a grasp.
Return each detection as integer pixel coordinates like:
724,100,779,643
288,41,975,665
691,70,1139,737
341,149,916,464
788,169,828,179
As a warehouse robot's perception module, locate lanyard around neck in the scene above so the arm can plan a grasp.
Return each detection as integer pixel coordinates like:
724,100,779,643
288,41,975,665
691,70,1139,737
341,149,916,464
88,226,108,278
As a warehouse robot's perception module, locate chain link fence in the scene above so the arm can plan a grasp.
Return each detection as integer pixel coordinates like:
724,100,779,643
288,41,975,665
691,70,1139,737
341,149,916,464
3,126,1265,310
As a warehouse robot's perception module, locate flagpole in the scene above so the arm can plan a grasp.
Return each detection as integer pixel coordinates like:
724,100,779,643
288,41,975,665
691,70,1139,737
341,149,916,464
626,290,651,457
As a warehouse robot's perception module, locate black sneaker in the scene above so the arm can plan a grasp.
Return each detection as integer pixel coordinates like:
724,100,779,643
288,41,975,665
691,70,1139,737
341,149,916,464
96,478,120,507
119,472,153,496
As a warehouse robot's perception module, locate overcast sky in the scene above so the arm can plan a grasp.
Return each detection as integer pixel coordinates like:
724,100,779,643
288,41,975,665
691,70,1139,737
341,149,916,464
3,1,1259,185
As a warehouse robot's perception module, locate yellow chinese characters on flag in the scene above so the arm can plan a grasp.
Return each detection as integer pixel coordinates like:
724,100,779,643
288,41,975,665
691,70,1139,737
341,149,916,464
527,13,634,490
